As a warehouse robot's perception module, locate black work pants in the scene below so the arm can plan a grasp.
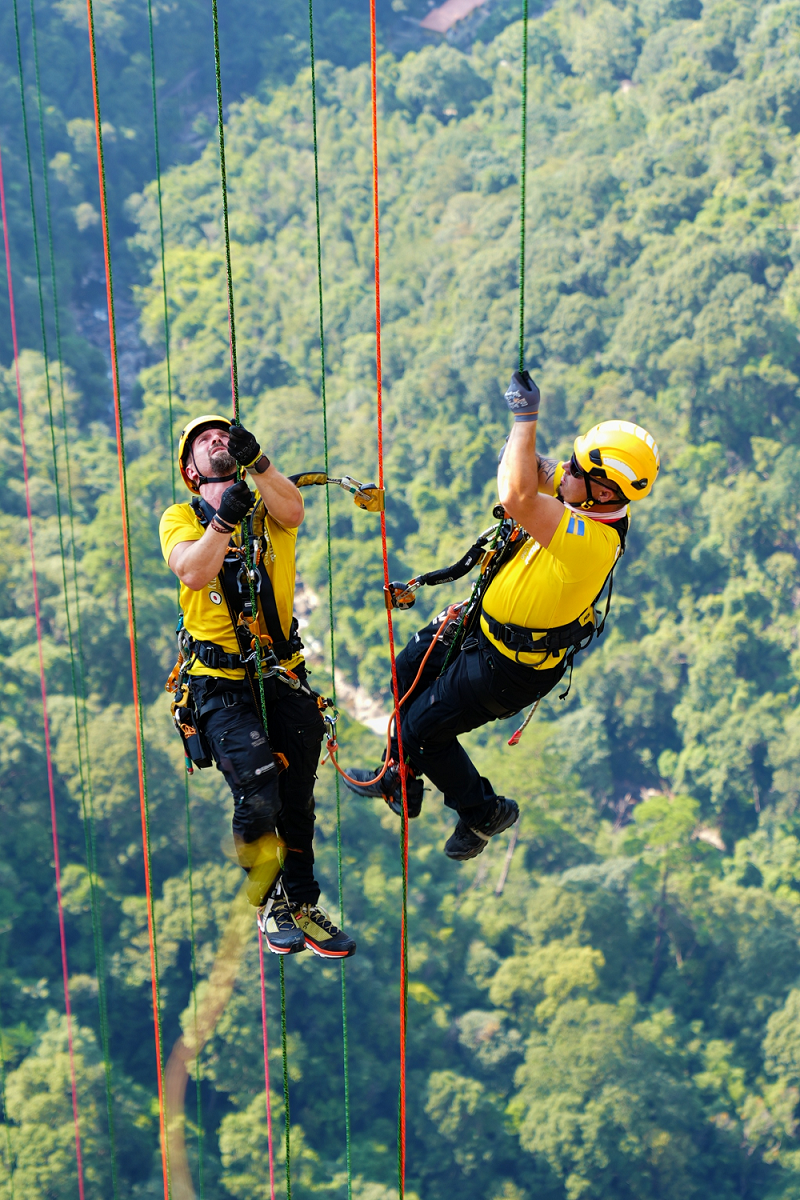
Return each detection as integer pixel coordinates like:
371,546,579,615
394,617,565,823
194,668,325,906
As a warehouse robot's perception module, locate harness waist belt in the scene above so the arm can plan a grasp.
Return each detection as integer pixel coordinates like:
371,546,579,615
192,640,247,671
482,609,595,656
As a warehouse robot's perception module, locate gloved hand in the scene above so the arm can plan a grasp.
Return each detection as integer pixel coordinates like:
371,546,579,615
216,479,254,527
227,422,262,468
504,369,540,422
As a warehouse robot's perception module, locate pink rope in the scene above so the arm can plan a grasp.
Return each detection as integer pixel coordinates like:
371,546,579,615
258,935,276,1200
0,138,86,1200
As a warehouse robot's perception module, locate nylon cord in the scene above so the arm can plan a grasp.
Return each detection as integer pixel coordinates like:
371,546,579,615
258,935,277,1200
0,136,86,1200
146,3,206,1189
16,3,121,1189
83,3,171,1193
279,957,291,1200
209,11,283,1197
367,7,409,1195
308,4,353,1194
518,0,528,370
0,1002,15,1198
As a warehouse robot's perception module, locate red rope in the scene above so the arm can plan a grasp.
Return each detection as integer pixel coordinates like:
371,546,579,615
368,5,408,1193
0,138,86,1200
258,934,277,1200
83,6,169,1195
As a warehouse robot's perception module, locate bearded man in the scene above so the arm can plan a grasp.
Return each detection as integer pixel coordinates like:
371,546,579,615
159,415,355,958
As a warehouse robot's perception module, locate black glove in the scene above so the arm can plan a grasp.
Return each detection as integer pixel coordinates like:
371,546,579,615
216,479,254,527
504,369,540,422
227,422,262,468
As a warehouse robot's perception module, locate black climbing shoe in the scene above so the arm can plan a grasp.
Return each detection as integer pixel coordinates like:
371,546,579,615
444,797,520,861
293,903,357,959
344,764,424,819
258,889,306,955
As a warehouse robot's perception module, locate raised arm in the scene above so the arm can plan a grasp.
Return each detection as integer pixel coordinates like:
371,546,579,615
497,371,565,547
228,424,304,529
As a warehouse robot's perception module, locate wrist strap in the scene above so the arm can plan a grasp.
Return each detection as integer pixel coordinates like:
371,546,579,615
210,516,234,534
514,414,538,423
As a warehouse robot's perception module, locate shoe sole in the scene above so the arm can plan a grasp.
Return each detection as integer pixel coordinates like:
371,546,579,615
303,936,356,959
264,937,306,956
445,806,520,861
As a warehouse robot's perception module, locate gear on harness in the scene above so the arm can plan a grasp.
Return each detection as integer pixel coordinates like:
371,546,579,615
289,470,385,512
383,498,627,704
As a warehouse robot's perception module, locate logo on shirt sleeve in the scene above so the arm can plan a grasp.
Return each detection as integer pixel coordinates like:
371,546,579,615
209,590,222,605
566,515,585,536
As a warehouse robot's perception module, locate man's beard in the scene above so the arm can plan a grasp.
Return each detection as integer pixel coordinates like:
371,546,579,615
208,447,236,476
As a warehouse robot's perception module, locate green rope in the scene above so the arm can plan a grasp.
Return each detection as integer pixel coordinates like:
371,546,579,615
146,3,205,1190
279,957,291,1200
518,0,528,370
84,1,170,1189
308,4,352,1194
210,0,240,422
210,0,269,733
16,3,120,1190
0,1009,15,1198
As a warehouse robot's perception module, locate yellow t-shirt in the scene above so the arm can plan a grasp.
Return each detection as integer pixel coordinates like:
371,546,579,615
159,499,304,680
481,507,624,668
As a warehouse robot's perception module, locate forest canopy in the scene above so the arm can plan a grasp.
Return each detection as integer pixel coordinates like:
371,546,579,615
4,1,800,1198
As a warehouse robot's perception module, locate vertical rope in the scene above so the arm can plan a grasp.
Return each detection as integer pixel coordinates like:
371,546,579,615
146,4,206,1189
307,4,352,1195
279,958,291,1200
367,6,408,1195
0,137,86,1200
16,4,121,1190
258,935,276,1200
518,0,529,370
0,1007,14,1198
209,12,285,1197
210,0,240,422
83,5,170,1194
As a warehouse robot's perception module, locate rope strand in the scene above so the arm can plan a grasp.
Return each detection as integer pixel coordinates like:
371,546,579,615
518,0,529,370
16,3,122,1189
0,136,86,1200
258,935,277,1200
145,4,206,1189
307,4,353,1194
367,7,409,1195
83,3,170,1193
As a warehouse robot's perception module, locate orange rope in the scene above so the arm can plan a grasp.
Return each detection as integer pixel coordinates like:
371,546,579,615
325,606,461,789
84,4,169,1194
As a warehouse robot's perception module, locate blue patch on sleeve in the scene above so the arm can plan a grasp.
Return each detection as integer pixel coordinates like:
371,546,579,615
567,516,585,536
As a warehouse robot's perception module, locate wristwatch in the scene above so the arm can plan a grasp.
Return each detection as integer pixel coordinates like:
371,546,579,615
251,454,271,475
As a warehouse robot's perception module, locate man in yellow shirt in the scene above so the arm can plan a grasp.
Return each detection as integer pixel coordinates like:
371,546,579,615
160,415,355,958
345,371,660,861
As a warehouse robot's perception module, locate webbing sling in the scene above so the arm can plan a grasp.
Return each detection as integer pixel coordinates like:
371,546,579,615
193,497,302,663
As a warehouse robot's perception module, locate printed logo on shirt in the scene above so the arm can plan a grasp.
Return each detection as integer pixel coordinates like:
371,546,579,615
567,516,585,537
208,590,222,605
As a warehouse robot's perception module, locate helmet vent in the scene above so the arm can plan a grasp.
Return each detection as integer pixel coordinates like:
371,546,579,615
631,478,648,491
589,448,603,466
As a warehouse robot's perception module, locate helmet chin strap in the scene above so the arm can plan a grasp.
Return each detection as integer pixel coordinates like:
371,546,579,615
190,446,237,488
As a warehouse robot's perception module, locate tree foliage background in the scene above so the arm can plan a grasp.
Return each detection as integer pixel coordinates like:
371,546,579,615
4,0,800,1197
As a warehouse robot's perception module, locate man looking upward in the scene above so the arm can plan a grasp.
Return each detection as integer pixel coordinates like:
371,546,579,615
159,416,355,958
345,371,660,860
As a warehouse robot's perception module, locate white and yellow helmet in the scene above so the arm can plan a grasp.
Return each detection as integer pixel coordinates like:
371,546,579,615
573,420,660,501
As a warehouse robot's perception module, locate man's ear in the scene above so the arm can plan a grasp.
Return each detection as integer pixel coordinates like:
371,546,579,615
184,451,199,485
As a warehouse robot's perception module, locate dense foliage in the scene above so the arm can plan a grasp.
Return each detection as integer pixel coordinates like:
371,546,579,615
4,0,800,1197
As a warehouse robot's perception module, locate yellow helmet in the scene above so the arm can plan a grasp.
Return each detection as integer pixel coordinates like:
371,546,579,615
573,420,660,502
178,414,233,494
